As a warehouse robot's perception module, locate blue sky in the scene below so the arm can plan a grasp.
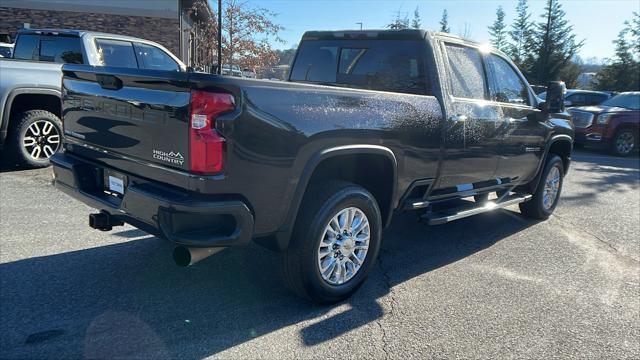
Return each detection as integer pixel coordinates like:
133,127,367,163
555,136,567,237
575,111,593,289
218,0,640,62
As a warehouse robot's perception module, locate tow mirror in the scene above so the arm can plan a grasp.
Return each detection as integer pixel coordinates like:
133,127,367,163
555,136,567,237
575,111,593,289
545,81,566,113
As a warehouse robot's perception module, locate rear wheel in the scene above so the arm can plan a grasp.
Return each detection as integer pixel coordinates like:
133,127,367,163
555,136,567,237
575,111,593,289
610,129,637,157
519,155,564,220
4,110,62,167
284,181,382,304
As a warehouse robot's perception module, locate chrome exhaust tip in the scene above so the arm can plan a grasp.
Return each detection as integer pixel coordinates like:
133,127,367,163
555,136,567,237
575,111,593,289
173,246,225,267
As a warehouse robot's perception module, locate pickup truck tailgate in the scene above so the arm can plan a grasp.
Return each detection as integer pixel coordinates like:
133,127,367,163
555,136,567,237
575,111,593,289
61,66,192,171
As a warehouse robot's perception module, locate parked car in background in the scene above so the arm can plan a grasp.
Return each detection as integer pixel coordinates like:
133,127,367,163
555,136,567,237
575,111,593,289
242,68,257,78
530,84,547,95
52,29,573,303
0,42,13,58
539,89,611,108
0,28,184,167
569,92,639,156
221,64,243,77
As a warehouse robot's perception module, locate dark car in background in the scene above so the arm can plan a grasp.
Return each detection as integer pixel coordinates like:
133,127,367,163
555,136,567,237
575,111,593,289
569,92,639,156
539,89,611,108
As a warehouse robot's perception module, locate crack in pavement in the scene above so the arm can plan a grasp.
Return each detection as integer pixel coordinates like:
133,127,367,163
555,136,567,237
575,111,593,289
375,248,398,359
552,213,640,264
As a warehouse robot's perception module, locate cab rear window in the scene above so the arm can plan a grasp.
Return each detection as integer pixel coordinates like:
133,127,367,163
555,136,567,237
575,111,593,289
290,40,430,95
13,34,84,64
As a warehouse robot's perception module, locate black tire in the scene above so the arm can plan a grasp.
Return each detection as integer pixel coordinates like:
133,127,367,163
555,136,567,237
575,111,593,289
283,181,382,304
4,110,62,168
610,128,637,157
519,155,564,220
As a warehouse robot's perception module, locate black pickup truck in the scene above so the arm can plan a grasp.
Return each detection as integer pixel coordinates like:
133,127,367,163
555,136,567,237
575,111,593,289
51,30,573,303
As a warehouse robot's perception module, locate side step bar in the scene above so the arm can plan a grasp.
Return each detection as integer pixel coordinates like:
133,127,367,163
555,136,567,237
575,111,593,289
421,194,532,225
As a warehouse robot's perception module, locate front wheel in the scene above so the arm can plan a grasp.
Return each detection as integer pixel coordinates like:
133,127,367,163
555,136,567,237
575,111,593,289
519,155,564,220
284,181,382,304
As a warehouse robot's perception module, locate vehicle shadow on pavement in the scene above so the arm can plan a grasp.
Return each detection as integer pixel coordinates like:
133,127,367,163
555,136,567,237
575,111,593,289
0,210,536,359
0,163,32,173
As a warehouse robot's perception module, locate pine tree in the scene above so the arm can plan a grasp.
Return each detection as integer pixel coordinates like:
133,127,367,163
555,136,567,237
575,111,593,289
595,26,640,91
629,12,640,56
507,0,534,69
528,0,584,85
411,6,421,29
488,6,507,52
439,9,450,33
387,10,409,29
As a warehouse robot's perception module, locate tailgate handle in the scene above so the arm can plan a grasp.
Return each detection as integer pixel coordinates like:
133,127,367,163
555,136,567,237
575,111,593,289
96,74,123,90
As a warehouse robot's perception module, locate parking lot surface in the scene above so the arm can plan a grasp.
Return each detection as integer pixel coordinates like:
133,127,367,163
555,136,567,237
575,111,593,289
1,148,639,359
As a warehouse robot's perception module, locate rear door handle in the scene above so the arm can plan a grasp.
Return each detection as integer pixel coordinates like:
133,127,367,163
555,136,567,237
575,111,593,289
449,114,467,123
96,74,123,90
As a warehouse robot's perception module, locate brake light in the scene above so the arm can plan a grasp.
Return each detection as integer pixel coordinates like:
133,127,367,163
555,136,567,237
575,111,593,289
189,90,235,174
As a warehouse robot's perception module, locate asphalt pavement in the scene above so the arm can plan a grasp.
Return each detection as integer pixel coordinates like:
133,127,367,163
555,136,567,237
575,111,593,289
1,148,639,359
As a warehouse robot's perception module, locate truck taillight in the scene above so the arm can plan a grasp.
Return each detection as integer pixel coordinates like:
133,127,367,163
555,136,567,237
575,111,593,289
189,90,235,174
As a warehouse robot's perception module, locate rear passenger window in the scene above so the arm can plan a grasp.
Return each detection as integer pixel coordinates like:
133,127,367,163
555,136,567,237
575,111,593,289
567,93,586,106
133,43,179,71
95,39,138,69
588,94,607,105
445,44,486,100
486,54,530,105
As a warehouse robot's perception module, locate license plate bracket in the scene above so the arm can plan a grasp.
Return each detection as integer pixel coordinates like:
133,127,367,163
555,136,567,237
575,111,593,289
104,170,127,195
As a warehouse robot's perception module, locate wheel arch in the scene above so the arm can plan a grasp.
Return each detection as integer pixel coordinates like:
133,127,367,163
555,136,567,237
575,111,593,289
520,134,573,194
547,135,572,174
1,88,61,146
262,145,398,251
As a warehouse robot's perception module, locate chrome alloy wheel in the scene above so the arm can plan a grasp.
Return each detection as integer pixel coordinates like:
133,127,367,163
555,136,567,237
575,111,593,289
23,120,60,160
616,131,635,155
542,166,561,210
317,207,370,285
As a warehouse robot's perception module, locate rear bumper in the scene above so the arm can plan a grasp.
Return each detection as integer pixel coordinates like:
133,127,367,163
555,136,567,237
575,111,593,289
51,152,254,247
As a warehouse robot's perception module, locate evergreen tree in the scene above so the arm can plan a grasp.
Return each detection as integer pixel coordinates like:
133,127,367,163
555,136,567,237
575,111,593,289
595,26,640,91
528,0,584,85
507,0,534,69
629,12,640,56
387,10,409,29
411,6,422,29
488,6,508,52
439,9,450,33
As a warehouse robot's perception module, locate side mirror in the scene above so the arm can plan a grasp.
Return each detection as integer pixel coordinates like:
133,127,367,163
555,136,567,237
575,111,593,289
546,81,566,113
564,100,572,107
